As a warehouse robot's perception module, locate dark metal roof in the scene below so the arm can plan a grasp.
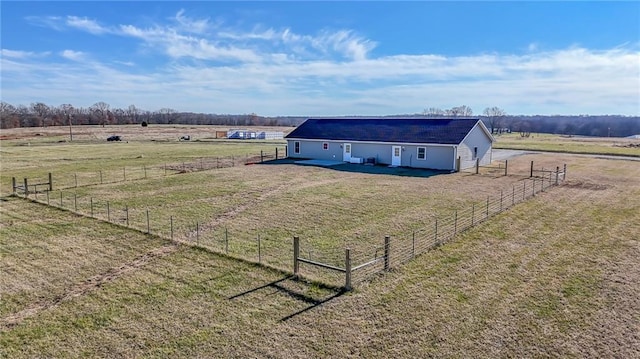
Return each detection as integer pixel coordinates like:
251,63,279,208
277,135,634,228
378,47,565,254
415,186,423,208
285,117,485,145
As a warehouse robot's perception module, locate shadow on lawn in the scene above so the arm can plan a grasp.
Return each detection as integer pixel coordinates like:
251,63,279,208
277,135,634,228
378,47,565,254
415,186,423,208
260,159,450,178
228,275,346,322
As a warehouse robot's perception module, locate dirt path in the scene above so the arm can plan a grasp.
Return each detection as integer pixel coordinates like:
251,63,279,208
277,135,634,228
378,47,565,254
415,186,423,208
0,243,178,331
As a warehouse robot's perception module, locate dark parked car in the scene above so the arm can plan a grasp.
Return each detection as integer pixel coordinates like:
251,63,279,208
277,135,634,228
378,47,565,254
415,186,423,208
107,135,121,141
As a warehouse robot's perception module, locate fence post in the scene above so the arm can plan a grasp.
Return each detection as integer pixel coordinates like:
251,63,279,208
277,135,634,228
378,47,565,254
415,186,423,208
146,209,150,234
285,146,288,157
475,158,479,174
260,150,264,163
564,164,567,181
24,178,29,197
12,177,16,195
48,173,53,191
471,203,475,226
530,161,534,177
275,147,279,160
170,216,173,240
345,248,352,291
504,160,508,176
258,234,261,263
60,191,64,207
74,193,77,211
293,236,300,276
164,164,167,175
555,166,560,185
196,222,199,245
100,170,103,184
125,206,129,226
486,196,489,218
384,236,390,270
90,197,93,216
107,201,110,222
523,181,526,200
75,173,78,188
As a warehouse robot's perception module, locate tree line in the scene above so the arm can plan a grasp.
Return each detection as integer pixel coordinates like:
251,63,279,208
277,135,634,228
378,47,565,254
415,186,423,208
1,101,638,137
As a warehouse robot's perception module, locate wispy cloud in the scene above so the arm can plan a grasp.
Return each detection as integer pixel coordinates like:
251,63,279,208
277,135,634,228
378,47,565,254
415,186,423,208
66,16,109,34
3,10,639,115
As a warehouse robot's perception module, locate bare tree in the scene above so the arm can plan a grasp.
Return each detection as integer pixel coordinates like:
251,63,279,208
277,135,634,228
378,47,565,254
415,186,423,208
126,104,140,124
446,105,473,117
90,101,111,127
158,108,176,124
422,107,445,116
30,102,51,126
483,106,507,134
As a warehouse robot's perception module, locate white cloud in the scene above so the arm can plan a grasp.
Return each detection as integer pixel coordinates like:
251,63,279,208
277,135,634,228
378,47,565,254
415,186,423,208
66,16,109,34
60,50,85,61
1,49,40,59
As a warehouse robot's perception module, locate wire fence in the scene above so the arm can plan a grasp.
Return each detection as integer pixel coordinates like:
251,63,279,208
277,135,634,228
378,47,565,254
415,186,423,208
11,158,567,290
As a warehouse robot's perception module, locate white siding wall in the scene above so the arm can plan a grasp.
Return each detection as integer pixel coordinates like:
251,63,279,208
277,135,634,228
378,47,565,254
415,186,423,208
458,124,493,169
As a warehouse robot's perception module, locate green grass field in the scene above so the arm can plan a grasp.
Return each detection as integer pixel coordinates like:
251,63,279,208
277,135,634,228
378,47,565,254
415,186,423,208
1,125,639,357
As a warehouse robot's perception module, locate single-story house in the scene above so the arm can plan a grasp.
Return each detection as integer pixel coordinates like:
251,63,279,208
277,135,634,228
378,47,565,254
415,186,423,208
285,117,494,171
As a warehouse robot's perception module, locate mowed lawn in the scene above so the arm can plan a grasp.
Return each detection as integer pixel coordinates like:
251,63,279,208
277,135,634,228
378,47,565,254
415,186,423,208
1,152,638,357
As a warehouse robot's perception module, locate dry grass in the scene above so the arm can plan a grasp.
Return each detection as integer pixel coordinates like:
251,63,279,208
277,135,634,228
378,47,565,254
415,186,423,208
1,126,638,357
494,132,640,156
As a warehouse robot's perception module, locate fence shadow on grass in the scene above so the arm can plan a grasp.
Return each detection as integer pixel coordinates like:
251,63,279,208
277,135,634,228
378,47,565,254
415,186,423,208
227,275,346,322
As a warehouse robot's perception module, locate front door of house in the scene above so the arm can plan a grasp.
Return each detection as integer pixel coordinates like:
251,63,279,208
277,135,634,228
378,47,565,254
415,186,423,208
343,143,351,162
391,146,401,166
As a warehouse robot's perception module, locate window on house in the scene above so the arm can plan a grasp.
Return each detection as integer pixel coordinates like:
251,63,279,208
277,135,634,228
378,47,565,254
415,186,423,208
294,141,300,154
473,147,478,159
323,142,329,150
417,147,426,160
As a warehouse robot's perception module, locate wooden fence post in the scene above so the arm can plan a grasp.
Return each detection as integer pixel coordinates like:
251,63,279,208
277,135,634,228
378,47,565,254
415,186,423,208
170,216,173,240
258,234,262,263
384,235,391,270
74,193,77,211
90,197,93,216
563,164,567,181
107,201,110,222
23,178,29,197
275,147,279,160
60,191,64,207
146,209,150,234
75,173,78,188
293,236,300,276
456,156,461,172
530,161,534,177
555,166,560,185
125,206,129,226
48,173,53,191
260,150,264,163
471,203,475,226
345,248,352,291
196,222,199,245
504,160,508,176
285,146,288,157
475,158,480,174
12,177,16,195
486,196,489,218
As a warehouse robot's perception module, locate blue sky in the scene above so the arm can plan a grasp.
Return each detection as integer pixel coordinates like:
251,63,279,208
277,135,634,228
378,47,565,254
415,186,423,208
1,1,639,116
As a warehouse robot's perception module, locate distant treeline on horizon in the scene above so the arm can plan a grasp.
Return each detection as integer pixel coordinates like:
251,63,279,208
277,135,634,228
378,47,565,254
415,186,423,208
1,101,638,137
